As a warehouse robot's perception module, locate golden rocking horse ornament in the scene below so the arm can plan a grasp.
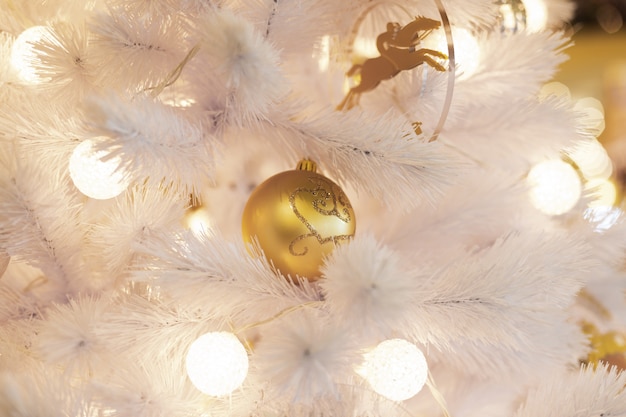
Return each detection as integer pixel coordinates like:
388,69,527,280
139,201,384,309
337,16,448,111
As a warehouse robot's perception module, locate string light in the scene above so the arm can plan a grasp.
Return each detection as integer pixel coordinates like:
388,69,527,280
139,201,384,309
69,139,130,200
10,26,51,84
185,331,249,396
527,159,582,216
359,338,428,402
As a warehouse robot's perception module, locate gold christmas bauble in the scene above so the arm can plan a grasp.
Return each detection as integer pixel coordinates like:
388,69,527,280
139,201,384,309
241,159,356,281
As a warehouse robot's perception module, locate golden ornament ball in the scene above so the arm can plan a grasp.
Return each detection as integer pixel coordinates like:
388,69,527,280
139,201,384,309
241,159,356,281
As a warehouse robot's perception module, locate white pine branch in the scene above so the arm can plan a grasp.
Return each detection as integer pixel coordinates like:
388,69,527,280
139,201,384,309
132,229,320,326
440,95,588,170
457,31,570,103
89,7,190,90
253,309,361,403
185,8,286,125
84,185,187,285
515,364,626,417
29,22,94,102
85,93,215,194
322,231,594,378
0,146,86,292
264,108,463,208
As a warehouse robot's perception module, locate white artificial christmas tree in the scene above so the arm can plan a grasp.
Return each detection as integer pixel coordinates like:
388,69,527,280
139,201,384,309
1,0,626,416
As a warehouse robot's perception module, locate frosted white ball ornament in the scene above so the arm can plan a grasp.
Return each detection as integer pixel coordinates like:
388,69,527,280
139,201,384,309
10,26,51,84
185,331,249,396
360,338,428,402
69,139,130,200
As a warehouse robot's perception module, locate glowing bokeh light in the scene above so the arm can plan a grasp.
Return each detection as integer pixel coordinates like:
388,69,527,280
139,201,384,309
360,338,428,402
523,0,548,32
569,140,613,180
574,98,606,137
539,82,571,99
585,178,617,208
424,27,479,79
185,206,213,236
527,160,582,216
185,331,249,396
69,139,130,200
10,26,51,84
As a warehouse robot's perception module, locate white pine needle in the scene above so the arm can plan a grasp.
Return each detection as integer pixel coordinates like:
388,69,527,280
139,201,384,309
253,309,361,403
515,364,626,417
84,93,215,194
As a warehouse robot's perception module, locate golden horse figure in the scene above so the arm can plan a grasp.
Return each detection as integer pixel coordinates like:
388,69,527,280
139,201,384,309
337,16,448,111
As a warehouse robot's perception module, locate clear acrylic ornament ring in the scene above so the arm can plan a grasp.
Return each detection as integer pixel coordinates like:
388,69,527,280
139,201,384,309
342,0,455,142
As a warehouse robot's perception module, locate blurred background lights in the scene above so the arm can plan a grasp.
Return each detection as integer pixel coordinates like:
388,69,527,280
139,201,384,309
317,35,332,72
69,139,130,200
424,27,479,79
568,140,613,180
574,97,606,137
527,159,582,215
10,26,51,84
185,331,249,396
522,0,548,32
184,205,213,236
497,0,527,34
539,81,572,100
360,338,428,402
585,178,617,208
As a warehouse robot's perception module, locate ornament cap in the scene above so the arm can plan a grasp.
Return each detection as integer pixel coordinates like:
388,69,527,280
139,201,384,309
296,159,317,172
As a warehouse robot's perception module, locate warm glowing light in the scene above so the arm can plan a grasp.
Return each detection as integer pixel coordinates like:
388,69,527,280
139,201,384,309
574,98,606,137
527,160,582,216
352,36,379,59
569,140,612,180
10,26,51,84
69,139,130,200
360,338,428,402
161,95,196,108
498,0,527,34
185,331,249,396
522,0,548,32
317,35,331,72
424,28,479,79
185,206,212,236
539,82,571,99
585,178,617,208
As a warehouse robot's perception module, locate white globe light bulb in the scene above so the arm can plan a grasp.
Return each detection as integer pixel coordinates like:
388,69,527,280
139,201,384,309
69,139,130,200
185,331,249,397
10,26,51,84
360,338,428,402
527,160,582,216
